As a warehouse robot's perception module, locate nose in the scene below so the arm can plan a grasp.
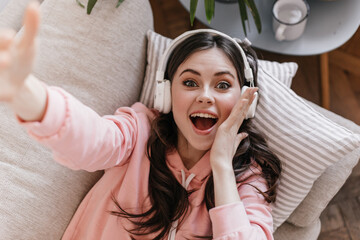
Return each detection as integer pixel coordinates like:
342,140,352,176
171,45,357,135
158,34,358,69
196,88,215,104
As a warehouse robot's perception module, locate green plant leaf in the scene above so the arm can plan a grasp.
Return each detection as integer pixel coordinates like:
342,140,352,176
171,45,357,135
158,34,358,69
190,0,198,26
116,0,124,8
76,0,85,8
245,0,261,33
87,0,98,14
238,0,248,36
204,0,215,24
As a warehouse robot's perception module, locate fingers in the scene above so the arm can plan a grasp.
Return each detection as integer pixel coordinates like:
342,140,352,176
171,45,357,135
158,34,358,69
0,1,40,51
225,87,258,128
18,1,40,49
0,29,16,50
239,87,258,114
0,29,16,68
242,87,258,104
235,132,248,146
0,52,10,68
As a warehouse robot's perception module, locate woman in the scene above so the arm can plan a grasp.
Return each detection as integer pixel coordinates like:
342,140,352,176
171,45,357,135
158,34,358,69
0,3,281,239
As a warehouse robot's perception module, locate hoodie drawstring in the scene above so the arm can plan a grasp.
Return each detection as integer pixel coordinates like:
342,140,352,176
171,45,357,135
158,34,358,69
168,169,196,240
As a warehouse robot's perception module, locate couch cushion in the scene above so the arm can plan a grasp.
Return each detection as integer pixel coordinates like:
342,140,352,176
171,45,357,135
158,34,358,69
0,0,45,30
0,0,153,239
140,30,360,230
274,219,321,240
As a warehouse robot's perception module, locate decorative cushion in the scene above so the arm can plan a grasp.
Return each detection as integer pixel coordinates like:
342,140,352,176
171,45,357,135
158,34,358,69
258,59,297,88
140,30,360,230
286,100,360,227
0,0,153,239
255,68,360,229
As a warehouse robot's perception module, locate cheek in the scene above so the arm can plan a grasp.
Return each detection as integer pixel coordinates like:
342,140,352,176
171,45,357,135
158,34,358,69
172,86,186,112
219,92,240,120
171,86,192,125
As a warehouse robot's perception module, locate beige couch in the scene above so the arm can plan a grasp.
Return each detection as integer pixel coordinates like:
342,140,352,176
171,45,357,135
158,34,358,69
0,0,359,239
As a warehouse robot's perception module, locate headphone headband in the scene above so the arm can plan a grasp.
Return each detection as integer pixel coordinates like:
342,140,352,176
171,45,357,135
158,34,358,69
155,29,254,86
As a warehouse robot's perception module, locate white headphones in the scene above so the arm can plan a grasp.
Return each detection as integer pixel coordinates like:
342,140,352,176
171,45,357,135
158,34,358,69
154,29,258,119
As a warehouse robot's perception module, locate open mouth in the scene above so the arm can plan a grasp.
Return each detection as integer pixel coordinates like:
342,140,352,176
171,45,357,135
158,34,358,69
190,113,218,131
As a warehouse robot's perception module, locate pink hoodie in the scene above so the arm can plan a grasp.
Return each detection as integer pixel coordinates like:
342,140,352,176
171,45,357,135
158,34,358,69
21,86,274,240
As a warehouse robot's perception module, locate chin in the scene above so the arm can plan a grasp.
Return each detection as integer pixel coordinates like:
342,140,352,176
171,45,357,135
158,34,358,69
188,139,213,151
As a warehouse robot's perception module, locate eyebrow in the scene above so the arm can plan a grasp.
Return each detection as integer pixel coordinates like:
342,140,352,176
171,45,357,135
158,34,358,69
179,69,201,76
215,71,235,79
179,68,235,79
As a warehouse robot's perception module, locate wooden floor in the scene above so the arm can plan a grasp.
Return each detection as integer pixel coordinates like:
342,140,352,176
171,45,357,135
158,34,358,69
149,0,360,239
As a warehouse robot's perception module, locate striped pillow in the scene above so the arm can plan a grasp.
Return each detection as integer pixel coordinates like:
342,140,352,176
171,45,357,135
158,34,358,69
255,69,360,229
140,30,360,230
258,60,297,88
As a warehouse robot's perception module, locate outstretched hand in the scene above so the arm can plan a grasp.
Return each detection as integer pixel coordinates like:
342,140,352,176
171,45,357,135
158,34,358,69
0,1,40,102
210,87,258,170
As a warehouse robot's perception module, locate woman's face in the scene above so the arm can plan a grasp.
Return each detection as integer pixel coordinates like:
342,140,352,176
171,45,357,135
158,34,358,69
171,47,241,152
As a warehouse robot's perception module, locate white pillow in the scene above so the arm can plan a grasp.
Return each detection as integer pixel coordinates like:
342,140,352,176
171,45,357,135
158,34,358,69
141,30,360,230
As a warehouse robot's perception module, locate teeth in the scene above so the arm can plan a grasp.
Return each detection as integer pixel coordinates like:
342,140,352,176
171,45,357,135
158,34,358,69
190,113,217,119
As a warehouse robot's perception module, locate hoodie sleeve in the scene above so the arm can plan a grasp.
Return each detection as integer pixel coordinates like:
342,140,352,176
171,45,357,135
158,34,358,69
209,171,273,240
19,86,143,172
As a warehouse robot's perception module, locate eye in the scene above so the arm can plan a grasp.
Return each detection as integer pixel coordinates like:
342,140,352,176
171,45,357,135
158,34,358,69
216,81,231,90
183,79,198,87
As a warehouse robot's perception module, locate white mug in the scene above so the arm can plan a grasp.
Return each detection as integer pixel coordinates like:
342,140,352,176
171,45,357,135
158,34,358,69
272,0,310,41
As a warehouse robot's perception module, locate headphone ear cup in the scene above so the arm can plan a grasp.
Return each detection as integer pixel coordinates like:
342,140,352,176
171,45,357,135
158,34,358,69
154,80,165,112
162,80,172,113
154,80,172,113
241,86,258,119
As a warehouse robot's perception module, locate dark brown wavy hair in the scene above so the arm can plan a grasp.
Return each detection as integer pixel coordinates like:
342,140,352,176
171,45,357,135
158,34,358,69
110,32,282,239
